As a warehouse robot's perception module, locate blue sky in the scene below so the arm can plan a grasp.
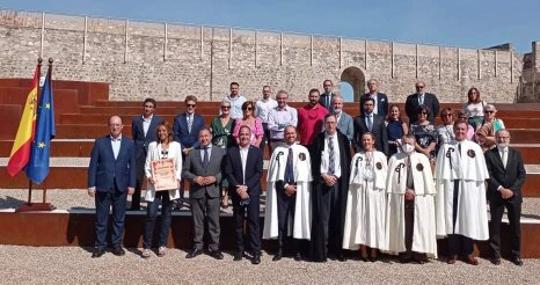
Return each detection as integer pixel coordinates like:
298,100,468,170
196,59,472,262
1,0,538,53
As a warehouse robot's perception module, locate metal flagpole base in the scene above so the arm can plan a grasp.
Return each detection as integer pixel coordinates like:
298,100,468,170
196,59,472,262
16,203,56,212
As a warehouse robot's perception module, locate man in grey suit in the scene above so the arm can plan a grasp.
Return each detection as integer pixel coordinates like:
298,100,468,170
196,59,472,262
332,95,354,141
182,127,226,260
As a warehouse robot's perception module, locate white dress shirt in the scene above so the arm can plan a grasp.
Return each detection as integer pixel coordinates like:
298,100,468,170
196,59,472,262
320,133,341,178
224,95,247,120
240,146,250,184
368,93,379,115
498,146,508,168
200,144,212,163
110,135,122,160
255,98,278,123
142,115,153,137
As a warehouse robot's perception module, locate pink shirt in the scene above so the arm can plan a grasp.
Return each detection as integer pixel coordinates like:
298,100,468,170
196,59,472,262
232,117,264,146
297,103,328,145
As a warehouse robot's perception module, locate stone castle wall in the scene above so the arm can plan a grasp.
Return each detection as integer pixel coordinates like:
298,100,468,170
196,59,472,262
0,9,526,103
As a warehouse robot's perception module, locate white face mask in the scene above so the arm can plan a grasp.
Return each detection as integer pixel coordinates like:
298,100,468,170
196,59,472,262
401,144,415,154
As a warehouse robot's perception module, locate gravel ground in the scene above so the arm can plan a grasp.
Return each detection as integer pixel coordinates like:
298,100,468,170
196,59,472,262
0,245,538,284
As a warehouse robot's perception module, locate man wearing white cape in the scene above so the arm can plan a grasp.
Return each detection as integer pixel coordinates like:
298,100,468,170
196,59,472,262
386,134,437,263
343,132,388,261
434,120,489,265
263,126,312,261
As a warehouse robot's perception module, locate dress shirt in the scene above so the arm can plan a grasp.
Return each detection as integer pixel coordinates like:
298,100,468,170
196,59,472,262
498,146,508,168
268,106,298,140
142,114,153,137
186,113,193,133
320,133,341,178
110,135,122,160
418,93,425,105
255,98,278,123
199,144,213,163
224,95,247,120
239,146,250,184
365,112,374,131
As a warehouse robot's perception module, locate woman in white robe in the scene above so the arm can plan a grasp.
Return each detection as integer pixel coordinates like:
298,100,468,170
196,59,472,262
343,132,388,261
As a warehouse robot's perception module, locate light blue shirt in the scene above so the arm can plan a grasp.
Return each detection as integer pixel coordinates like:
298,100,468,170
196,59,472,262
110,135,122,160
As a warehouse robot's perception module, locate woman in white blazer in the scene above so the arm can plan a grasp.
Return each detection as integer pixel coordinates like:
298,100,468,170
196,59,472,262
142,121,182,258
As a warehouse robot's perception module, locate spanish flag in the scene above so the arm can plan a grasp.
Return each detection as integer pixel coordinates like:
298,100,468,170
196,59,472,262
6,65,40,177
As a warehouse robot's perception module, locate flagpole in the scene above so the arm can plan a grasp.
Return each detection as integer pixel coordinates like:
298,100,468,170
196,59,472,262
25,57,43,205
41,58,53,205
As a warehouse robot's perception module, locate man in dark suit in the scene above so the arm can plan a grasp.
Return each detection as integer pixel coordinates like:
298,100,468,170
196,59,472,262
182,127,226,260
405,81,440,124
485,129,526,266
360,79,389,118
353,97,389,155
87,115,136,258
309,114,352,262
224,126,264,264
130,98,163,210
319,79,335,112
173,95,205,203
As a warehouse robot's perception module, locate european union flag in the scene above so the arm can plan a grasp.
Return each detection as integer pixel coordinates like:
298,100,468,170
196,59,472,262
26,65,56,184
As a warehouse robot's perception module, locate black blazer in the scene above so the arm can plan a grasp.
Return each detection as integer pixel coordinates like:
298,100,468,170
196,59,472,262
224,145,264,197
353,114,389,155
131,115,163,163
360,93,389,118
485,147,527,204
405,92,440,124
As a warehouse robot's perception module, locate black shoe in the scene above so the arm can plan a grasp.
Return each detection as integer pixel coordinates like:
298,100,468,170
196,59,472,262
337,254,346,262
413,254,428,264
186,248,203,259
209,250,224,260
272,249,283,261
251,254,261,265
233,251,243,261
491,257,501,265
111,247,125,256
294,252,302,261
399,253,413,264
92,248,106,258
511,256,523,266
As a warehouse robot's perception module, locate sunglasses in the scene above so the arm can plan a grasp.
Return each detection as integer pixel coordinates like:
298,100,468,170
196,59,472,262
221,106,230,109
244,107,253,111
419,112,428,115
486,110,495,114
186,104,196,107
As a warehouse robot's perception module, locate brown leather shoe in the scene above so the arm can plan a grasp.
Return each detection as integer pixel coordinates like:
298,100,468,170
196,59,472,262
447,255,457,264
465,255,479,265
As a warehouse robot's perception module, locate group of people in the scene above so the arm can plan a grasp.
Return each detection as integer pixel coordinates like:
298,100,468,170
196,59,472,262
87,80,526,267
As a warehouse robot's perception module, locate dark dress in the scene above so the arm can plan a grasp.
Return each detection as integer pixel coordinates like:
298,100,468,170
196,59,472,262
410,123,438,160
211,116,235,189
386,120,405,155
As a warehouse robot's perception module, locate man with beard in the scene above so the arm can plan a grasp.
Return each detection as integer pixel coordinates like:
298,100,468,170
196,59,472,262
309,114,351,262
264,126,312,261
297,88,328,146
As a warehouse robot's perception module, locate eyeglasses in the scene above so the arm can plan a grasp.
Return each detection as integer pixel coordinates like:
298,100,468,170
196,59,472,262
244,107,253,111
186,104,196,107
221,106,230,109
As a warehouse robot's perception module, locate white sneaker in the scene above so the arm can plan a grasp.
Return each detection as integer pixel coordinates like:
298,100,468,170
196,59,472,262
157,246,167,257
142,248,152,258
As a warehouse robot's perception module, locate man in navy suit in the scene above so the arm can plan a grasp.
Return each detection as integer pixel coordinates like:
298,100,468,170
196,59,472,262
88,115,136,258
173,95,205,203
319,79,336,113
353,97,389,155
130,98,163,210
405,81,440,124
224,126,264,264
485,129,526,266
360,79,389,118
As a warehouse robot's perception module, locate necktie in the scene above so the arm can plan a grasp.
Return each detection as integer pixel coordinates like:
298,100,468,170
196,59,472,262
187,115,193,133
406,157,414,189
327,94,331,108
502,150,508,169
367,115,373,131
203,147,209,167
418,95,424,105
328,136,335,175
284,148,294,183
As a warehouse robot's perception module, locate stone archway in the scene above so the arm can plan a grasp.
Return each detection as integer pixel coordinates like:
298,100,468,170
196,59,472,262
340,66,365,102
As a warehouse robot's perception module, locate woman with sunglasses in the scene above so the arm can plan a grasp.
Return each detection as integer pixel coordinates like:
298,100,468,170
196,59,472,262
463,87,487,130
386,104,409,156
232,101,264,147
409,106,438,161
142,121,182,258
211,100,236,208
476,104,506,151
